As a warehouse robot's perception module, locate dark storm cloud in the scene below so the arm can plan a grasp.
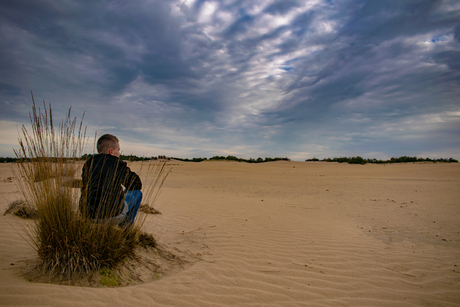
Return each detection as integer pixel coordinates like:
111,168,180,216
0,0,459,159
264,0,299,15
262,0,460,117
433,50,460,70
223,11,256,38
0,1,192,93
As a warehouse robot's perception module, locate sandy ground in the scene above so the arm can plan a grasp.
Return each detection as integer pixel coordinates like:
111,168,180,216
0,161,459,306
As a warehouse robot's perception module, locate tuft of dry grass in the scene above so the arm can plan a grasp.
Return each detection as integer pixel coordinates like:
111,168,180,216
139,204,161,215
137,231,157,248
13,95,170,283
4,200,38,219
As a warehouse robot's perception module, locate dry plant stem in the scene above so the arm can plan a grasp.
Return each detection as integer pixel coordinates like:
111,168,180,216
137,161,171,224
12,95,89,279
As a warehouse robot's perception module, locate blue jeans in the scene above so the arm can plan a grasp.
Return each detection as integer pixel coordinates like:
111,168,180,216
124,190,142,225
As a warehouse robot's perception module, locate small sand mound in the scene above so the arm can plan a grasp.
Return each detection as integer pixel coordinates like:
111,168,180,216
22,240,196,287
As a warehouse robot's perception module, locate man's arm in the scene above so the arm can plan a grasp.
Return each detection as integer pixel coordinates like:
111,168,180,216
121,162,142,191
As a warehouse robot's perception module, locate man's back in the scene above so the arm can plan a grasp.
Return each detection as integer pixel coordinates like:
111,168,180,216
80,154,142,219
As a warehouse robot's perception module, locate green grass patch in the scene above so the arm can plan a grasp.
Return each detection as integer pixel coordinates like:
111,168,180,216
99,268,121,287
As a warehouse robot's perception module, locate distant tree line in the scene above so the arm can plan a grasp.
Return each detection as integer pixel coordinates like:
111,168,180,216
79,154,158,161
0,157,18,163
2,154,457,164
172,157,207,162
0,157,81,163
306,156,459,164
0,155,160,163
172,155,290,163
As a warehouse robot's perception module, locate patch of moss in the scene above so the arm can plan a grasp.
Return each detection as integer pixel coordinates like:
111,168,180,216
99,268,121,287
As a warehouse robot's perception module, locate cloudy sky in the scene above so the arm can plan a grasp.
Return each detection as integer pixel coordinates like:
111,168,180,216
1,0,459,160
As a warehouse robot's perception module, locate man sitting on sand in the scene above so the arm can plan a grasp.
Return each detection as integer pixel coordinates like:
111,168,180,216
80,134,142,226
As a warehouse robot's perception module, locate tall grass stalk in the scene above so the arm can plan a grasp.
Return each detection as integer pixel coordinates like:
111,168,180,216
129,159,170,224
13,96,169,282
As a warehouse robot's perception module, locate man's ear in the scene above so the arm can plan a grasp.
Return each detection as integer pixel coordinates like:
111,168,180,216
108,148,113,155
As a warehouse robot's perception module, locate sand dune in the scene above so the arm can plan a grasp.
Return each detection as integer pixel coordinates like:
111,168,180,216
1,161,459,306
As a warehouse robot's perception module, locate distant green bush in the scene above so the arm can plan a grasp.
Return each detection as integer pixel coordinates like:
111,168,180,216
172,157,208,162
348,156,366,164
